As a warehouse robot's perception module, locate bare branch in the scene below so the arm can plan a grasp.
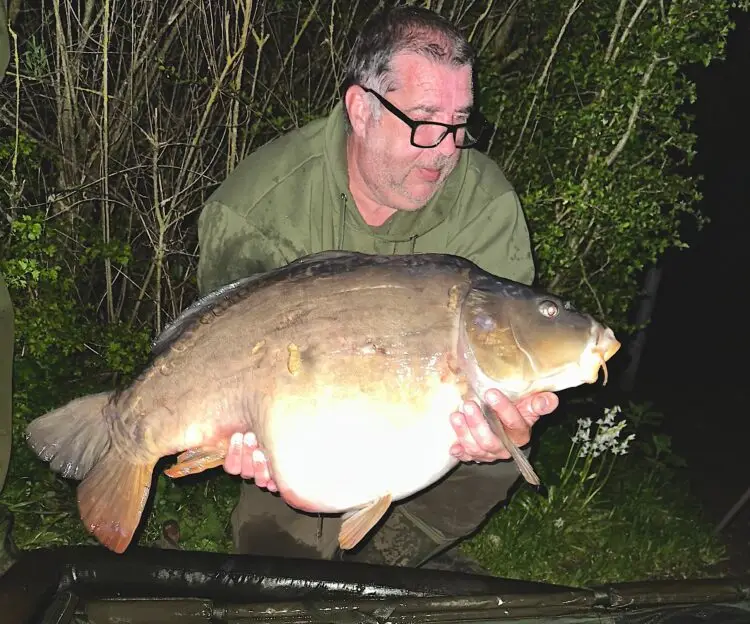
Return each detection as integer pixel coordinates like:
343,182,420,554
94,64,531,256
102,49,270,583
578,257,606,320
611,0,651,65
478,0,522,58
101,0,115,322
605,55,661,167
503,0,583,173
467,0,496,45
605,0,628,63
7,16,21,213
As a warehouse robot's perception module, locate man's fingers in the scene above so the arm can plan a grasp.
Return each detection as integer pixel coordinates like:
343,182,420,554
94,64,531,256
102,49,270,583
255,449,278,491
247,435,277,491
239,432,259,479
224,432,244,475
450,403,511,460
223,431,278,490
450,442,499,463
485,389,528,437
252,448,267,487
450,407,485,456
463,400,508,453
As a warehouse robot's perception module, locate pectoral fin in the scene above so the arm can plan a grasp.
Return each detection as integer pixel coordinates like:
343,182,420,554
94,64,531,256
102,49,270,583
338,494,392,550
164,447,227,478
480,402,540,486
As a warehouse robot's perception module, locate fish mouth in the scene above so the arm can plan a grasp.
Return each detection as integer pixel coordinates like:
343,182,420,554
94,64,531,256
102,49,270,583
585,326,621,385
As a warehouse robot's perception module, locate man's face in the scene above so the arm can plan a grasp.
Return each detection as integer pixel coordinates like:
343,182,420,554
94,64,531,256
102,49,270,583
350,53,473,212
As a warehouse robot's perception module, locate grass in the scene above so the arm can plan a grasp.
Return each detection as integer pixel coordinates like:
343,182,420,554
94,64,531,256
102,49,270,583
1,437,239,554
462,421,725,586
1,359,241,554
1,394,726,587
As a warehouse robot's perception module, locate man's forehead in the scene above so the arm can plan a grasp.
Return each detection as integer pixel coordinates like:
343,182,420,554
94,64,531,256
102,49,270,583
389,51,472,83
387,53,473,109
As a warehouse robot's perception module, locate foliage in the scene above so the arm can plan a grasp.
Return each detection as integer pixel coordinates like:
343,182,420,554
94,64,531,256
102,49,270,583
2,0,745,331
463,402,726,586
0,0,743,582
474,0,745,326
139,472,237,553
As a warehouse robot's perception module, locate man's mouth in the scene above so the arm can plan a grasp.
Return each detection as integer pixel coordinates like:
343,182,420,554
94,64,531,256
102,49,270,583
416,167,441,182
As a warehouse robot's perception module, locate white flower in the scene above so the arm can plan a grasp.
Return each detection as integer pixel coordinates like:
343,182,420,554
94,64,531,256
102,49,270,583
572,418,592,445
599,404,621,427
554,517,565,529
577,441,590,458
575,406,634,458
614,433,636,456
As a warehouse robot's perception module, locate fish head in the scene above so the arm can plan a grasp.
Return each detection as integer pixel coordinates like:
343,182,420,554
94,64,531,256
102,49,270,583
459,285,621,401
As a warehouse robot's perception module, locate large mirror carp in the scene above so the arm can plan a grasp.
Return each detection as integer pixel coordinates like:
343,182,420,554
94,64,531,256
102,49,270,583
26,251,620,555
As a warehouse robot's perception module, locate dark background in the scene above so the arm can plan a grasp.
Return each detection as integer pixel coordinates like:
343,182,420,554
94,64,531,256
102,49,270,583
637,8,749,396
629,7,749,574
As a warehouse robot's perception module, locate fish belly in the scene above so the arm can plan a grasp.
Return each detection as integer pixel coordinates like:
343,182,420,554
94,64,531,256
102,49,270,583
266,381,463,513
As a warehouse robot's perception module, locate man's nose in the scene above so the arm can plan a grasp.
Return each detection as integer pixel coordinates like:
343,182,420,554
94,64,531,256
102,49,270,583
435,131,457,156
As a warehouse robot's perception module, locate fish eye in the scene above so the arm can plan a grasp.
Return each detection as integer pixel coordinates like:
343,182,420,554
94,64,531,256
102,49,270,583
539,300,559,318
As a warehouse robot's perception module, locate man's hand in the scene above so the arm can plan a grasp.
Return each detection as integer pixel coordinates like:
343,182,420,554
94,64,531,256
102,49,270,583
223,432,277,491
449,390,558,463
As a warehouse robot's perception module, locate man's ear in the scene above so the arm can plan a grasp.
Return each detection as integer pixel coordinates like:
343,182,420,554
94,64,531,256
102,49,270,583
344,85,372,137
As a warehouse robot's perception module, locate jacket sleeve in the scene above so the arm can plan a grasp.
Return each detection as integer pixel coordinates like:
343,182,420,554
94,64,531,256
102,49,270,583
196,201,289,296
0,274,14,492
449,189,536,286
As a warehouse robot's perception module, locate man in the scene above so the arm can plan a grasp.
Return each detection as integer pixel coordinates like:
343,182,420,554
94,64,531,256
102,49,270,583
196,6,558,569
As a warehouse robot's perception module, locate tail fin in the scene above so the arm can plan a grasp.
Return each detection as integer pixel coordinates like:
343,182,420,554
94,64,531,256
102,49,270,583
26,391,114,480
77,450,155,553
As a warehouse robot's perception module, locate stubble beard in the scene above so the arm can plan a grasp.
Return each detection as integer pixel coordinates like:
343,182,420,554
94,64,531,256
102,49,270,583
367,149,457,212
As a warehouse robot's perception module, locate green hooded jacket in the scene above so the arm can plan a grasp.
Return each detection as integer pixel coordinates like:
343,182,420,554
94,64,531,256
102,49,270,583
197,102,535,295
1,0,14,494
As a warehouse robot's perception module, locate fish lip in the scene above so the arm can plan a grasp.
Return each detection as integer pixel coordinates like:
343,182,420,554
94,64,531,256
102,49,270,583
594,328,622,363
584,365,603,384
583,326,621,384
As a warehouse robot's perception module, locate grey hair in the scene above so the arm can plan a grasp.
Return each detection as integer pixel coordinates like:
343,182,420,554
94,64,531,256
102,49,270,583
341,6,475,128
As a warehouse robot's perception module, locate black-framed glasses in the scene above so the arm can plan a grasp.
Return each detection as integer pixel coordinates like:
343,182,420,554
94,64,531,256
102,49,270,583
361,87,482,149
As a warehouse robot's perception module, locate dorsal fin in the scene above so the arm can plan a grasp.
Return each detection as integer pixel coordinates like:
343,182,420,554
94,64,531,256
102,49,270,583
149,249,499,359
150,250,361,358
151,274,261,358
